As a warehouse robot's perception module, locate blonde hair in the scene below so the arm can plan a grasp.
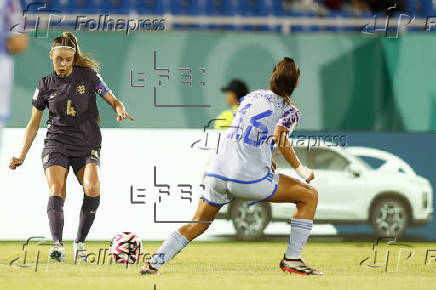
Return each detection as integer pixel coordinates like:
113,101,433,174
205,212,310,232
51,32,100,72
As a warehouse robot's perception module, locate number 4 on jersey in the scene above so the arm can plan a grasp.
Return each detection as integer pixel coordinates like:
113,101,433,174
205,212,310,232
66,100,76,117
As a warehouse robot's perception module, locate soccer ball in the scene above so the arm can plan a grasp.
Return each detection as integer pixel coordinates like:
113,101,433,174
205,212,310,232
109,232,143,264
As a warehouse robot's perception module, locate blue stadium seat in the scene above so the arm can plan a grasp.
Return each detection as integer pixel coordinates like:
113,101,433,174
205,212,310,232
405,0,418,14
420,0,435,16
230,1,281,30
21,0,73,13
72,0,98,14
170,0,200,15
103,0,132,14
238,0,263,16
20,0,35,11
258,0,277,16
21,0,90,21
222,0,239,16
201,0,236,16
136,0,172,15
271,0,284,16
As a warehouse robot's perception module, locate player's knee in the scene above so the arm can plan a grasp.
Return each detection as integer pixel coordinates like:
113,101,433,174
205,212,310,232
49,184,65,198
83,182,100,197
309,187,319,208
303,186,318,207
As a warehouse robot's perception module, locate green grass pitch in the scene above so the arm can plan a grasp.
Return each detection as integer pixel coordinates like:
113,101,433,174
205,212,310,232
1,241,436,290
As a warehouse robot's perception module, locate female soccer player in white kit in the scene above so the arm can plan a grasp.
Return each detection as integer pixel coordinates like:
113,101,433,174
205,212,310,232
0,0,27,147
141,57,323,276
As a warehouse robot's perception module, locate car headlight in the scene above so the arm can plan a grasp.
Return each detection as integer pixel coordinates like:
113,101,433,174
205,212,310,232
422,192,428,208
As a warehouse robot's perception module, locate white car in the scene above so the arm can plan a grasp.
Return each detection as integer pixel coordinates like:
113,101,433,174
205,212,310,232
216,143,433,240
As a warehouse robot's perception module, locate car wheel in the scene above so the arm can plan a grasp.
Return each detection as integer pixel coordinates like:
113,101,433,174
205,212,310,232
370,197,409,237
230,200,270,241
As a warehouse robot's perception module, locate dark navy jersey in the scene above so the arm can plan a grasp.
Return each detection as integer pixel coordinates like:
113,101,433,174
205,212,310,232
32,66,110,156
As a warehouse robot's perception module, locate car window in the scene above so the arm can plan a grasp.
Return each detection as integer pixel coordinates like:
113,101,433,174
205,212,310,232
355,155,385,169
307,148,349,171
273,147,308,169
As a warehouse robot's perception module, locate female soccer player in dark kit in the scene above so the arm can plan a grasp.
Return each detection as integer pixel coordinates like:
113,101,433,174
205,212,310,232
9,32,134,262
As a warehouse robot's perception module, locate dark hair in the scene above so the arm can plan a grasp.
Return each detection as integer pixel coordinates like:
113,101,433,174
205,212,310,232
221,79,249,100
269,57,300,104
51,32,100,72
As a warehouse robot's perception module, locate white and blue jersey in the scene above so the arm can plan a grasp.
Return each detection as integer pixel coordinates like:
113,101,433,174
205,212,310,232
202,89,301,207
0,0,24,121
206,89,301,182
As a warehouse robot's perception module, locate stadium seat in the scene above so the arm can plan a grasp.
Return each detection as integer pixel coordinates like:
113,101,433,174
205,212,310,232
20,0,76,28
24,0,73,13
136,0,172,15
201,0,237,16
259,0,277,16
238,0,262,16
230,1,280,30
20,0,50,12
72,0,97,14
271,0,285,16
405,0,418,14
420,0,435,17
170,0,200,15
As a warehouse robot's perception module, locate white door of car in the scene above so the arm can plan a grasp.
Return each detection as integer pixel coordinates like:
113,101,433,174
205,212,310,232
304,147,368,220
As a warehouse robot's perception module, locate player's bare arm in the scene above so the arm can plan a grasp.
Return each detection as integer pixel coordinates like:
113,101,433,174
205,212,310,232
273,125,315,184
9,107,43,169
102,92,134,122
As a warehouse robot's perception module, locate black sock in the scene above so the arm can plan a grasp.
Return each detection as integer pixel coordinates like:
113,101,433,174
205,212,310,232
75,195,100,243
47,196,65,244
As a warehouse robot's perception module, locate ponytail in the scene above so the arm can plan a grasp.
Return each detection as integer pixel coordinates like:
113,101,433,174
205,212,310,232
270,57,300,105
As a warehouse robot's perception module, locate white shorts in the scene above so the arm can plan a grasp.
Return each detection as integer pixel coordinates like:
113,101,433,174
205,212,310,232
201,172,280,207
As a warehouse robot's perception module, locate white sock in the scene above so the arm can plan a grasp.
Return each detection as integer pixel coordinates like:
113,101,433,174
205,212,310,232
285,218,313,259
149,230,189,269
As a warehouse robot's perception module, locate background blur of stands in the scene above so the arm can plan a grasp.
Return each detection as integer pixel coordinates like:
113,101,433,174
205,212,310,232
20,0,436,32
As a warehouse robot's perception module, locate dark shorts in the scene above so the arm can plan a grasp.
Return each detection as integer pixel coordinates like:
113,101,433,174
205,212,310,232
41,148,101,176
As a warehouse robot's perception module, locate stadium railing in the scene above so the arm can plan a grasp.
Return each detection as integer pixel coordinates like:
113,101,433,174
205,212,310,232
21,12,435,34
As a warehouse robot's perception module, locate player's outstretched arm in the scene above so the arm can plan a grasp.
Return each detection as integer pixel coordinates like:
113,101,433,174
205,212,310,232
273,125,315,184
9,107,43,170
102,92,134,122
